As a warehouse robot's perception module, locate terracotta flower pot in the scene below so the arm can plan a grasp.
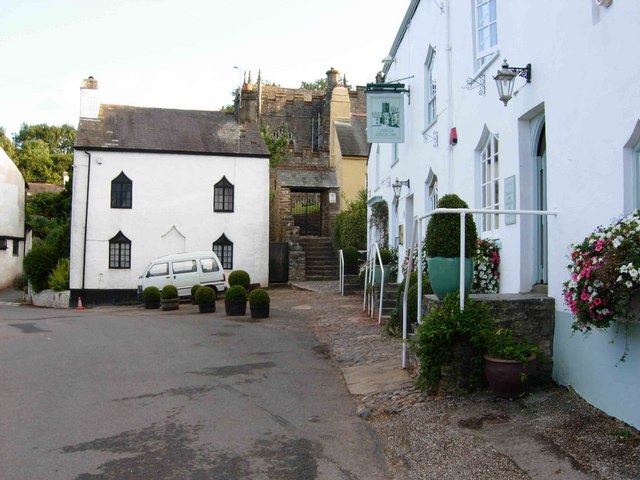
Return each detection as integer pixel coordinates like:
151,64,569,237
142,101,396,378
484,354,537,399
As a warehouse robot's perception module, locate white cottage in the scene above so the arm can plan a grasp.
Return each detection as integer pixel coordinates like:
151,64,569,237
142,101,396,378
368,1,640,428
70,78,270,305
0,147,27,289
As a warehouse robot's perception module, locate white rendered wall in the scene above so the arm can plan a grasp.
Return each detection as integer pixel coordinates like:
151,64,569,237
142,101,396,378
70,150,269,291
368,1,640,427
0,148,25,289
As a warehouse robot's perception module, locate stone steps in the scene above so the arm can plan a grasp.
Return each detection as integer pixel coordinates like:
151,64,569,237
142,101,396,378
298,236,338,281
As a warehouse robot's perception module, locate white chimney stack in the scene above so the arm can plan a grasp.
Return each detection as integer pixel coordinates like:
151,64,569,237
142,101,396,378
80,76,100,119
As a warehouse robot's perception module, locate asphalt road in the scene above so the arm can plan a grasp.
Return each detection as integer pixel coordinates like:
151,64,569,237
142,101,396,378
0,289,389,479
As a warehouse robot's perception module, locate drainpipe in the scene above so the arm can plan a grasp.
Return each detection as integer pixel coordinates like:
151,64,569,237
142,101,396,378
81,150,92,293
446,0,454,193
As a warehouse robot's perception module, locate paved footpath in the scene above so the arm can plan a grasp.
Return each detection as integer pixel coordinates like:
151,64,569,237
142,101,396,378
295,281,640,480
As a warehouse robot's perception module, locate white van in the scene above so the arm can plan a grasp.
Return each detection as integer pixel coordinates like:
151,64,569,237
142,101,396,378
138,251,227,299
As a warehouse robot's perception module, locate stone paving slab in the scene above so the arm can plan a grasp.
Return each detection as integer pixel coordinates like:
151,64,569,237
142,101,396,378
341,358,412,395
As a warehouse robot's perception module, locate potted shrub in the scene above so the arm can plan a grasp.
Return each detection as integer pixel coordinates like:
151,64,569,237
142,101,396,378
143,286,161,309
160,285,180,311
425,194,478,300
374,248,393,284
483,328,539,399
228,270,251,290
248,288,270,319
190,284,201,305
224,285,248,316
343,246,359,275
195,285,216,313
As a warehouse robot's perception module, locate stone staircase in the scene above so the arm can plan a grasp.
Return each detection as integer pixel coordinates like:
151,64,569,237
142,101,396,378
342,274,362,295
298,236,339,281
371,282,400,322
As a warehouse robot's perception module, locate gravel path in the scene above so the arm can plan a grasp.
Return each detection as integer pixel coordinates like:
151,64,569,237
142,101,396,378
299,282,640,480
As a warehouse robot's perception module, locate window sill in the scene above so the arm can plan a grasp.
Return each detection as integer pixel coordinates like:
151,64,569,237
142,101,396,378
421,121,437,136
391,159,399,168
471,51,500,81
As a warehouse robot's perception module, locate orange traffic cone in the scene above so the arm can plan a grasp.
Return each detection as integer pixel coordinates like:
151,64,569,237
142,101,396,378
76,297,85,310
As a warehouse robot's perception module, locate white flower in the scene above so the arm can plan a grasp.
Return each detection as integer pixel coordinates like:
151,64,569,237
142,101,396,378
626,281,633,288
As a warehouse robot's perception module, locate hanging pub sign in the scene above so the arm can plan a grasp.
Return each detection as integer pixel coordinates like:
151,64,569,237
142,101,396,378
366,83,407,144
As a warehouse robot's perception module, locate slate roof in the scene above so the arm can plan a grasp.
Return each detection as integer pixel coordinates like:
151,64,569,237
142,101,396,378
334,116,369,157
276,168,338,189
75,105,269,157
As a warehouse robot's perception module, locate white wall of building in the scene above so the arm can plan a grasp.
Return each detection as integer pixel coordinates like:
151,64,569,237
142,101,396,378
369,1,640,427
70,150,270,293
0,147,26,289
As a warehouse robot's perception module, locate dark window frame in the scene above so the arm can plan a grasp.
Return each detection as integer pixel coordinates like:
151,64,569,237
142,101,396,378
212,233,233,270
111,171,133,209
109,231,131,269
214,176,234,212
12,239,20,256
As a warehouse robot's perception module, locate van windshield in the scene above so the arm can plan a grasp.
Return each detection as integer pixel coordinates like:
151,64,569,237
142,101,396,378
147,263,169,277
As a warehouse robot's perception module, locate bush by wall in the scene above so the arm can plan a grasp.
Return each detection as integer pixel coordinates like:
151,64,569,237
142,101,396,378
23,244,58,292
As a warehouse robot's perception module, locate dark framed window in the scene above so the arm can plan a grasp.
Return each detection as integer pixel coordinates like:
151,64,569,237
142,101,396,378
214,176,234,212
12,239,20,256
111,171,133,209
0,238,6,250
213,234,233,270
109,231,131,269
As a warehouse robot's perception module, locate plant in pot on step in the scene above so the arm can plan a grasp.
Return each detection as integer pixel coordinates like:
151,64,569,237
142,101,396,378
194,285,216,313
374,248,393,284
343,246,359,275
160,285,180,311
224,285,248,316
143,286,161,309
483,328,540,399
248,288,270,319
425,194,478,300
190,284,201,305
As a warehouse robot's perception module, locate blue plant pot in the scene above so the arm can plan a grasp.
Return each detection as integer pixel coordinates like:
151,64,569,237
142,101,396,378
427,256,474,300
373,265,391,284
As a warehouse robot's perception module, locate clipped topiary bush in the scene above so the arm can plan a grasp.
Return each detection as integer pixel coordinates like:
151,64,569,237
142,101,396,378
378,248,393,265
23,244,58,292
48,257,70,291
195,285,216,305
248,288,270,305
224,285,248,302
425,194,478,258
228,270,251,289
161,285,178,299
143,286,161,302
191,284,201,297
343,246,359,274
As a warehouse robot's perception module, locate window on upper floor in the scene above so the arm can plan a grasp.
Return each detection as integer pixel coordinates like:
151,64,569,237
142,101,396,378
13,239,20,256
214,176,234,212
479,133,500,232
0,238,7,250
109,231,131,269
213,233,233,270
424,48,437,127
111,172,132,209
474,0,498,70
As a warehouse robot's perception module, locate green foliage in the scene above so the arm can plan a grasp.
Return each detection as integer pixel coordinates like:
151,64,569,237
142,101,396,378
342,246,359,268
11,123,75,183
485,328,540,363
333,189,367,250
23,244,58,292
248,288,270,305
394,271,432,327
191,284,201,297
378,248,393,265
228,270,251,289
300,78,327,90
370,201,388,245
143,286,161,302
195,285,216,305
425,194,478,258
0,127,14,157
260,123,291,167
220,104,235,113
47,258,69,291
161,285,178,299
225,285,248,302
412,292,495,391
13,274,27,291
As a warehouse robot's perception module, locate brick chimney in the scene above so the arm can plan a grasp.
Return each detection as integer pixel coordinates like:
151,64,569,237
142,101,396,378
326,67,340,90
80,76,100,119
239,74,258,123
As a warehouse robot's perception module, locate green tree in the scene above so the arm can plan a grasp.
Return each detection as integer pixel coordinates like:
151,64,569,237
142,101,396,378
333,189,367,250
12,123,76,183
301,78,327,90
260,123,291,168
0,127,15,157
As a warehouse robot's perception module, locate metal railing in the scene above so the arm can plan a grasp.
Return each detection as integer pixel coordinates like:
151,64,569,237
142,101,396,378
338,249,345,295
400,207,558,369
363,242,386,324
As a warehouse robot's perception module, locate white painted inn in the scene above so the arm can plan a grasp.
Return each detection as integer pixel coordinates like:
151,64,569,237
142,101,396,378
70,77,270,305
368,1,640,427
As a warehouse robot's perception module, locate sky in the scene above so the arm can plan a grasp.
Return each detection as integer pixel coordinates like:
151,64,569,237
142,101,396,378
0,0,410,137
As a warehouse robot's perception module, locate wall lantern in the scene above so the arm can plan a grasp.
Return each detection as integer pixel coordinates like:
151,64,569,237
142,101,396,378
493,59,532,106
392,178,410,199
